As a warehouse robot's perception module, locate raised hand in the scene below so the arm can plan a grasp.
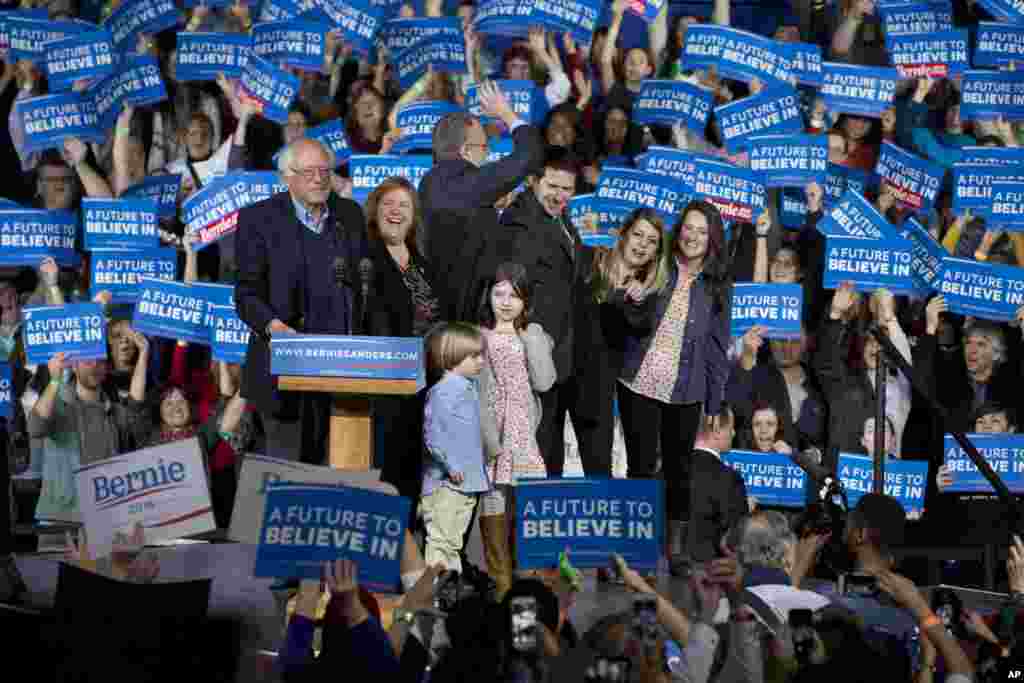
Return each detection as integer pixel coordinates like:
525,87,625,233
925,295,946,335
829,281,858,320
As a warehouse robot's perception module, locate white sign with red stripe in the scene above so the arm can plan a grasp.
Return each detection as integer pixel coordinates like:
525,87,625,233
74,438,215,558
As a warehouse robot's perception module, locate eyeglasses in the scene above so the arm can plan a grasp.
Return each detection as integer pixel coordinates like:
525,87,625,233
40,175,74,187
291,167,331,181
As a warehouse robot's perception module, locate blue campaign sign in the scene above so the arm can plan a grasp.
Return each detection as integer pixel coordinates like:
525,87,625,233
515,478,662,570
779,189,808,229
983,180,1024,231
625,0,666,23
7,17,92,64
961,70,1024,121
0,209,78,266
465,79,538,125
0,362,11,422
82,198,159,250
594,165,688,225
974,22,1024,68
393,101,462,154
817,189,890,239
748,134,828,188
253,481,410,591
837,453,928,516
17,92,101,154
308,0,386,57
88,55,168,131
102,0,182,52
252,20,330,73
304,118,352,167
821,62,900,118
44,30,116,92
875,141,943,212
824,235,916,295
567,193,635,234
175,32,251,82
379,17,458,55
89,247,177,304
975,0,1024,23
133,278,211,345
880,1,953,35
239,54,300,124
349,154,433,205
935,257,1024,322
721,450,806,508
786,42,823,88
270,335,425,385
715,87,804,154
636,146,718,189
942,433,1024,494
689,157,768,226
682,24,791,87
531,0,601,44
952,164,1024,213
633,79,714,132
899,217,945,292
182,171,290,250
22,303,107,365
730,283,803,339
887,30,968,79
394,26,467,90
474,0,530,37
121,174,181,218
207,303,250,364
825,164,879,206
960,145,1024,166
259,0,302,22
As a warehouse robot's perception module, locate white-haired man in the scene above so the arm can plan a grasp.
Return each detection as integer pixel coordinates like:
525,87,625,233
235,137,368,463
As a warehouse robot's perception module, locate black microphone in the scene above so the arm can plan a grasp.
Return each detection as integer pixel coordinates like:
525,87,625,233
358,257,374,333
789,446,832,484
333,256,349,288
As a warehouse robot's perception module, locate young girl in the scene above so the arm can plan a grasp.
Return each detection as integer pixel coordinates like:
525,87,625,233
476,263,557,598
421,322,489,572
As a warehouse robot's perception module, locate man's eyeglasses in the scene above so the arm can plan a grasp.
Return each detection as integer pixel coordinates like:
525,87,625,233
291,167,331,181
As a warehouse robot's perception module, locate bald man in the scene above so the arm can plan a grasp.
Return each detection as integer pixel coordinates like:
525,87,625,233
235,138,368,463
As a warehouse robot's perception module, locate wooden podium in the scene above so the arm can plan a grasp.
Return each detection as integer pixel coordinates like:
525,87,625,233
272,336,425,472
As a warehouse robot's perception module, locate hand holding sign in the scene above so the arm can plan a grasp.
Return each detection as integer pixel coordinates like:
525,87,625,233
48,351,66,378
925,295,946,335
740,324,766,360
479,81,515,126
829,281,859,321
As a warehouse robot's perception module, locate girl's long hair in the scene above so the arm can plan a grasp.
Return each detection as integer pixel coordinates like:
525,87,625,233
588,208,669,303
667,199,731,314
477,262,533,332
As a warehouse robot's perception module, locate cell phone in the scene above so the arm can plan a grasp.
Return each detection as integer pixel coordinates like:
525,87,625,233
509,596,538,652
632,594,660,654
838,572,878,596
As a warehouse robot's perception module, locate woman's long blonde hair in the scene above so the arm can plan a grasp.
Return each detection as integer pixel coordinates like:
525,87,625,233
589,208,669,303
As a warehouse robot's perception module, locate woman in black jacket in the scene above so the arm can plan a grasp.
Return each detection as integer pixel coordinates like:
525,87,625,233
364,177,445,522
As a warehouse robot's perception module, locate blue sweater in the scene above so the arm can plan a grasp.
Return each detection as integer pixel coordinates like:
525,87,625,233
422,372,490,495
619,265,730,414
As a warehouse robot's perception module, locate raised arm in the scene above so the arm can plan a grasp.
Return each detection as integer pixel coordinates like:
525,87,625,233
64,138,113,198
599,0,626,96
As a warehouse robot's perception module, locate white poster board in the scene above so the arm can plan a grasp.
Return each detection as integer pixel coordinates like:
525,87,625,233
74,438,216,557
229,454,397,545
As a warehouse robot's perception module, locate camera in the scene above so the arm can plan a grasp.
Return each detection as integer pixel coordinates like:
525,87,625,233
509,596,539,653
631,594,661,656
930,588,968,641
794,477,850,576
837,572,879,597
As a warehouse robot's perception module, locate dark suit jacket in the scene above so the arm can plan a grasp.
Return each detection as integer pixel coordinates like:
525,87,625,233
686,447,748,563
501,190,582,382
418,123,544,320
235,191,367,415
365,239,444,338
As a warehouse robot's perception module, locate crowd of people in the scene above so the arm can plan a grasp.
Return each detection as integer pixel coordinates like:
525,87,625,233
1,0,1024,680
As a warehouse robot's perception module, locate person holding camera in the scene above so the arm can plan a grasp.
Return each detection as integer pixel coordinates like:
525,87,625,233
805,493,927,678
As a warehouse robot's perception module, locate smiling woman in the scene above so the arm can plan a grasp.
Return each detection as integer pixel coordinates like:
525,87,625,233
364,176,445,526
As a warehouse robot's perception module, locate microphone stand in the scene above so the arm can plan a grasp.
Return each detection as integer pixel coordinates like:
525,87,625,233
872,332,887,494
867,324,1022,538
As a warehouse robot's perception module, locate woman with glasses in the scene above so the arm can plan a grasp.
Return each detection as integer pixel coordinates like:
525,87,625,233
617,199,732,575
